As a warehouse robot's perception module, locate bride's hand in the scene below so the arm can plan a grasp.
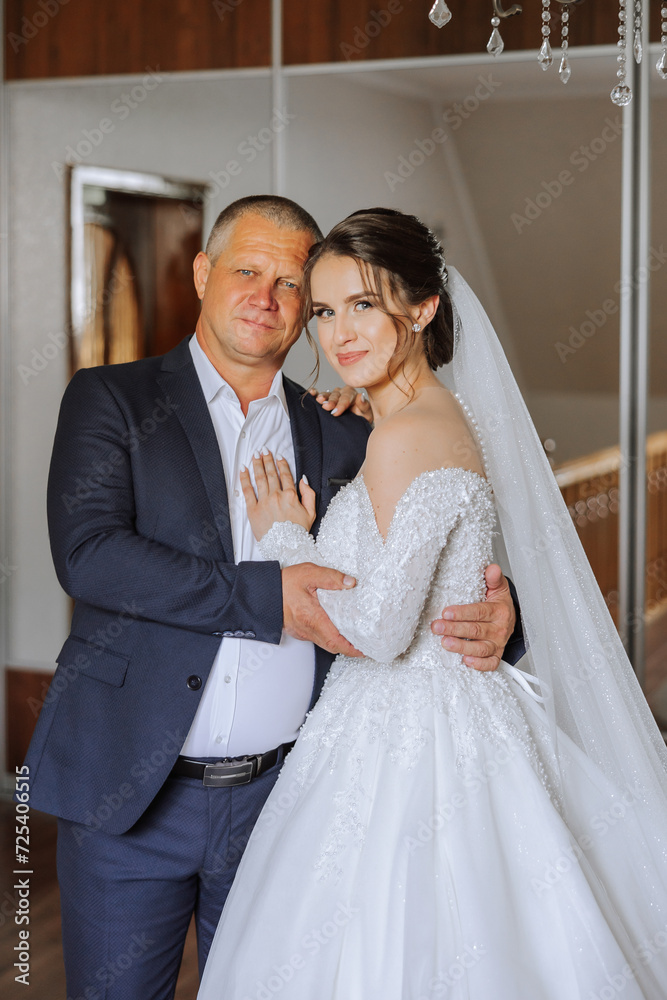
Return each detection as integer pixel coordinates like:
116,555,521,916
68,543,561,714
240,449,317,541
308,385,373,423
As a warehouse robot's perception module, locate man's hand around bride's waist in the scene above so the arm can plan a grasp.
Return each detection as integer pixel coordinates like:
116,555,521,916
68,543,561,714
241,448,316,541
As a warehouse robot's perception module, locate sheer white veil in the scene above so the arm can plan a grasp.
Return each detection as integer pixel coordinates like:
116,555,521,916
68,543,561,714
444,265,667,819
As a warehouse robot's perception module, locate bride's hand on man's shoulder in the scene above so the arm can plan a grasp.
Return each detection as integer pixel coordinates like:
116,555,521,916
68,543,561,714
240,450,316,541
308,385,373,423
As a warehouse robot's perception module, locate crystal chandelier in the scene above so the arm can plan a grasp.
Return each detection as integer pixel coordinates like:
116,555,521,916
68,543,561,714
428,1,667,104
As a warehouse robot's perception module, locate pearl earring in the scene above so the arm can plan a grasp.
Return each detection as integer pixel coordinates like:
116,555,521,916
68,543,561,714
412,323,421,332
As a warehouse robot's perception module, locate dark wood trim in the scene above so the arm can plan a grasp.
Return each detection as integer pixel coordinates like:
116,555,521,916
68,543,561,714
4,0,271,80
5,667,54,771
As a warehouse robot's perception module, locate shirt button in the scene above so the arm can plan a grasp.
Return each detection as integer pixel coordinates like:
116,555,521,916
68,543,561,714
215,735,223,744
241,431,246,438
234,489,240,497
224,675,232,683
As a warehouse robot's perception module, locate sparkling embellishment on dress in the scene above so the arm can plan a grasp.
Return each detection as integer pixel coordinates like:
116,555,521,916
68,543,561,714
259,468,563,881
428,0,452,28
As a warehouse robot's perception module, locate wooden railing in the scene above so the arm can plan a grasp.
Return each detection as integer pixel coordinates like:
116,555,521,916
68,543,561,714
555,431,667,624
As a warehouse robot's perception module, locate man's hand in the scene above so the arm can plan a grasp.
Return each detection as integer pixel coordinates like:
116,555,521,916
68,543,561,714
431,564,516,672
308,386,373,423
282,563,364,657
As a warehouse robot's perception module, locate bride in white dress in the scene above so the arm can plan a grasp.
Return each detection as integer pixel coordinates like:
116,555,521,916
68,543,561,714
197,209,667,1000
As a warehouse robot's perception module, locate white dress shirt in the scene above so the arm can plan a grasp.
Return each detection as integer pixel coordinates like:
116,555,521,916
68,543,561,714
180,334,316,758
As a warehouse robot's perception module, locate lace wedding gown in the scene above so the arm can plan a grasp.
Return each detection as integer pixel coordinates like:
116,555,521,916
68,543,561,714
197,468,667,1000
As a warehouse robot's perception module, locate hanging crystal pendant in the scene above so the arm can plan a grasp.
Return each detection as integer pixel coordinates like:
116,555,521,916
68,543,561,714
538,1,552,70
658,49,667,80
538,39,553,70
558,6,571,84
559,54,571,84
633,1,643,63
611,83,633,105
657,6,667,80
428,0,452,28
611,0,632,105
487,16,504,57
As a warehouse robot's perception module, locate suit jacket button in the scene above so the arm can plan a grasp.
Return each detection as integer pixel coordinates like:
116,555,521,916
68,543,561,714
246,631,256,639
211,632,223,637
233,630,245,638
187,675,202,690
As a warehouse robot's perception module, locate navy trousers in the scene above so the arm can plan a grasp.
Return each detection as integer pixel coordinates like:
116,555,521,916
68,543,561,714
57,756,284,1000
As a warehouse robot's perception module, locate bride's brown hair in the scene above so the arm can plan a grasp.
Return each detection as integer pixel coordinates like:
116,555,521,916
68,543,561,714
302,207,454,386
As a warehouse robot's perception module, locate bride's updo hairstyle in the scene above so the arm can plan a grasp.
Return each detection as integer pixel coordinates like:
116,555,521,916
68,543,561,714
302,207,454,381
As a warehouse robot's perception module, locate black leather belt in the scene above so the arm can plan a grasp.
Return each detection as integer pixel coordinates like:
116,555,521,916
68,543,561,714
171,741,295,788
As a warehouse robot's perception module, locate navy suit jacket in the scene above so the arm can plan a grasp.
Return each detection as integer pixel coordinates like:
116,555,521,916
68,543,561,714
24,337,524,835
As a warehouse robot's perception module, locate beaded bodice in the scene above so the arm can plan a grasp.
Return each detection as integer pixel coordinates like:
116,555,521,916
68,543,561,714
259,466,495,667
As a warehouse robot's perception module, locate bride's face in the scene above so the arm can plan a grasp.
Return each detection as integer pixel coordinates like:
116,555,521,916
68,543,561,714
310,254,408,390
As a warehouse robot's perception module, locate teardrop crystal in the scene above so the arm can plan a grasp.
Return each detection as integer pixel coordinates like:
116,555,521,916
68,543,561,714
559,54,571,84
538,39,553,70
487,27,504,57
633,29,643,63
657,49,667,79
610,83,632,106
428,0,452,28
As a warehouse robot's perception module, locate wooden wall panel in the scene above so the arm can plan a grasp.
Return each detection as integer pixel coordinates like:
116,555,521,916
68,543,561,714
4,0,271,79
5,667,54,771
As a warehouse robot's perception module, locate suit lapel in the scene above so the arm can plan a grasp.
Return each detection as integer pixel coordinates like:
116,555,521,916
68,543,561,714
156,340,234,560
283,376,324,534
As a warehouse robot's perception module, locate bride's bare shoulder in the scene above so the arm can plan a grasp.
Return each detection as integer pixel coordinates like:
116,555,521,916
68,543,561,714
365,387,484,480
362,388,485,537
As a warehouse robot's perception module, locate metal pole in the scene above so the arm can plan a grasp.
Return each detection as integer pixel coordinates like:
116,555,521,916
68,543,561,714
0,0,12,779
618,0,651,683
271,0,286,195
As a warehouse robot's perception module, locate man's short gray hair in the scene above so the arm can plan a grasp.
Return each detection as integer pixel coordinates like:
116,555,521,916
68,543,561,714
205,195,323,265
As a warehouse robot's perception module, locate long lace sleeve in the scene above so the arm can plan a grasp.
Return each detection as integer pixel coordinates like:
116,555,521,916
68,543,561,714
258,468,494,664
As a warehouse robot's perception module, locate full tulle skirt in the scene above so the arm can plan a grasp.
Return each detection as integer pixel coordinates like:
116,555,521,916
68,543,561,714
197,655,667,1000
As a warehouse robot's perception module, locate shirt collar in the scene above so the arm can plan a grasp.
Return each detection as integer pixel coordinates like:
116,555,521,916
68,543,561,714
189,334,288,416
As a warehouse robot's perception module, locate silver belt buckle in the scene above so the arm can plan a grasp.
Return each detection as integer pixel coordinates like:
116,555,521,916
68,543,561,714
202,758,254,787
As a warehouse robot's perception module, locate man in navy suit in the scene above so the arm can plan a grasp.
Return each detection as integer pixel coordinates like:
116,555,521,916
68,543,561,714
24,196,522,999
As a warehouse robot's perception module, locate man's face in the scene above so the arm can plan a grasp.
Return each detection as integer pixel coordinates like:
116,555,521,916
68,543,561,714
194,214,314,371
